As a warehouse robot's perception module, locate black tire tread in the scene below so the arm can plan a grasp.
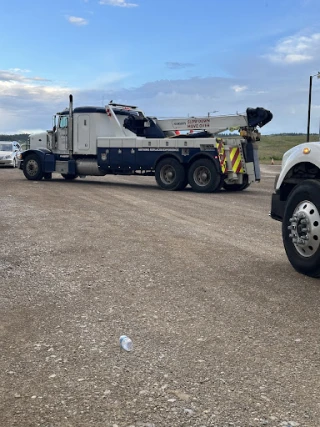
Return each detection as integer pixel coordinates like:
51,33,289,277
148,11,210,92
155,158,186,191
223,174,250,192
23,154,43,181
188,158,222,193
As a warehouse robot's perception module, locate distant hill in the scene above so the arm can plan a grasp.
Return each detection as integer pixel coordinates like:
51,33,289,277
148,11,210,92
0,134,29,143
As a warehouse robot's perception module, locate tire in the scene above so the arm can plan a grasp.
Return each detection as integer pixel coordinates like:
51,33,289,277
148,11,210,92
155,158,186,191
44,172,52,180
223,174,250,192
187,159,222,193
23,154,44,180
282,179,320,277
61,173,78,180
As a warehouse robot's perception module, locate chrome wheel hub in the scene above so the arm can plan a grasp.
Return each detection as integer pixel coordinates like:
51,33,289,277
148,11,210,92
160,165,175,184
26,159,39,177
193,166,211,186
288,200,320,257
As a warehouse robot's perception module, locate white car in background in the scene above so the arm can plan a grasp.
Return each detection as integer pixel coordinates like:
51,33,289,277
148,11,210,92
0,141,21,168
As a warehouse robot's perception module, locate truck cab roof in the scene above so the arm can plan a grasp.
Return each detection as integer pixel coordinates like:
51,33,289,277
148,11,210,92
58,106,141,117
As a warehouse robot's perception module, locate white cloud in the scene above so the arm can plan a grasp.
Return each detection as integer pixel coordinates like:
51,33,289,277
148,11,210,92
284,54,313,63
67,16,88,26
1,67,320,135
266,32,320,63
0,69,50,82
9,68,31,73
99,0,138,7
0,79,71,100
0,69,73,133
232,85,247,93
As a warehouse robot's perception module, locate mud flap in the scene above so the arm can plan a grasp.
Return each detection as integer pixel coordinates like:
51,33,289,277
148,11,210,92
252,142,260,181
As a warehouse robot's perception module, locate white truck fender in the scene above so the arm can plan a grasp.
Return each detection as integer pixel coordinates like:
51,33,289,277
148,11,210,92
276,141,320,190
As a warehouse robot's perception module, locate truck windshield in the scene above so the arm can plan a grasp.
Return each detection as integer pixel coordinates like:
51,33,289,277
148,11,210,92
0,143,13,151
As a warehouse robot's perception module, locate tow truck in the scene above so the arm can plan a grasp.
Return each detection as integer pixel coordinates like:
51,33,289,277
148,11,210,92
18,95,272,193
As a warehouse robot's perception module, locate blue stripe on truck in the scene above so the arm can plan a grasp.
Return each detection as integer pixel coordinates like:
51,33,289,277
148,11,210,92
97,147,219,171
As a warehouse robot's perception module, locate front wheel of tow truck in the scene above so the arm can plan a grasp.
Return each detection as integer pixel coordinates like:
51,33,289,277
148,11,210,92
61,173,78,180
23,154,44,180
187,159,222,193
155,158,186,191
282,179,320,278
223,174,250,192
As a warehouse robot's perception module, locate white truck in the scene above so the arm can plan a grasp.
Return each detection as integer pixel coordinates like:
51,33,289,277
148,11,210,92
271,141,320,277
18,95,272,193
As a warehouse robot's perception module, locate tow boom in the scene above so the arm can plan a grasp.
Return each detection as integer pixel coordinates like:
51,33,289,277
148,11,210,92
155,114,247,134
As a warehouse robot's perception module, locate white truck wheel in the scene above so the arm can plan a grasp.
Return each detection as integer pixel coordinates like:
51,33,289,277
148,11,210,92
282,179,320,277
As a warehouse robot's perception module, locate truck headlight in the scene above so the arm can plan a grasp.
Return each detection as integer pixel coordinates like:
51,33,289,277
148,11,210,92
4,155,11,159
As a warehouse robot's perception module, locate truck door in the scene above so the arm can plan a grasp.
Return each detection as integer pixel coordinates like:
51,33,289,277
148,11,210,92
57,115,69,153
77,115,90,151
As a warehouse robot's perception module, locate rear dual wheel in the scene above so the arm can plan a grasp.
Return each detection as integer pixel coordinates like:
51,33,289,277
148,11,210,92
155,157,222,193
188,159,222,193
155,158,187,191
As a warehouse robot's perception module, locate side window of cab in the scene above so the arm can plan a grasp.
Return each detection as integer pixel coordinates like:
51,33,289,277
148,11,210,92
59,116,68,128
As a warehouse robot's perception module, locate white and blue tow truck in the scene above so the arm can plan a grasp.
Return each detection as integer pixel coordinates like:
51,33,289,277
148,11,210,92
18,95,272,193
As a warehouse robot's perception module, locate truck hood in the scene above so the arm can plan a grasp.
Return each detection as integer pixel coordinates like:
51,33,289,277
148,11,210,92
282,141,320,167
29,131,48,148
276,141,320,190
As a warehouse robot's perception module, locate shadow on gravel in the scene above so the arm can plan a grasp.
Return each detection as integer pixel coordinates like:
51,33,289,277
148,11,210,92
18,177,271,195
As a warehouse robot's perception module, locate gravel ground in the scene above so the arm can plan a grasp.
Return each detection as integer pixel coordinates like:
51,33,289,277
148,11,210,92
0,166,319,427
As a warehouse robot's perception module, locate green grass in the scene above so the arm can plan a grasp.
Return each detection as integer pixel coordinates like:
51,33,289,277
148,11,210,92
258,134,319,162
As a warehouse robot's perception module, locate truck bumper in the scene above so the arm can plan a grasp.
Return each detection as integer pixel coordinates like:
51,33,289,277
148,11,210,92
270,190,286,222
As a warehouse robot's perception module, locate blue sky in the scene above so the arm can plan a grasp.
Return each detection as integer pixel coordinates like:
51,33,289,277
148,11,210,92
1,0,320,134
